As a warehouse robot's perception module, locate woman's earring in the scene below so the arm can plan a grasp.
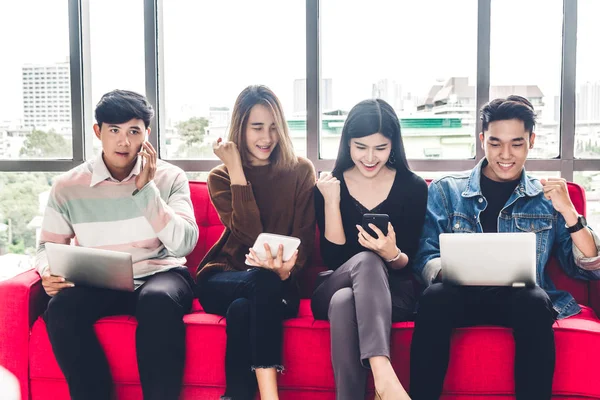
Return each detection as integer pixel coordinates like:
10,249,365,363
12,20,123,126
387,150,396,165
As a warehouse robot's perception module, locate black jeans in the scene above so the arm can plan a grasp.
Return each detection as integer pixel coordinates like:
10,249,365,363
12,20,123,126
410,283,557,400
43,267,194,400
197,268,297,400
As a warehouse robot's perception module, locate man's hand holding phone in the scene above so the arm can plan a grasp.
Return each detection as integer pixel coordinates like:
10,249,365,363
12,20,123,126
135,141,157,191
246,243,298,281
41,270,74,297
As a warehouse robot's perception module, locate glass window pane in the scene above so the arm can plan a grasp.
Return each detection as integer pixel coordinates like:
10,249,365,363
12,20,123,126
490,0,561,159
575,0,600,159
186,172,209,182
0,172,59,280
161,0,306,160
320,0,478,160
414,171,464,182
0,0,72,159
88,0,146,156
574,172,600,230
526,171,561,180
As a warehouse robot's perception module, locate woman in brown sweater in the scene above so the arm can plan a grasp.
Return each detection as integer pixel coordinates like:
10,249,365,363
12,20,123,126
196,85,316,400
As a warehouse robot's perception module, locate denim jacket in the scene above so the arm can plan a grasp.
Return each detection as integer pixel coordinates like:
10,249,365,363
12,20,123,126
413,159,600,319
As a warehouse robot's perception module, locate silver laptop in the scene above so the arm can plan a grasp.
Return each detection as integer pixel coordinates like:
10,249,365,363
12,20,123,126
45,242,139,292
440,232,536,287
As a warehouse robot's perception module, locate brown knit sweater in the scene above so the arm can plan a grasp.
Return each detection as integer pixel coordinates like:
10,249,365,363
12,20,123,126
196,157,316,283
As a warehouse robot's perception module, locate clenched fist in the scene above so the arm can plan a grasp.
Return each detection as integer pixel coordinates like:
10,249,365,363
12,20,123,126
540,178,576,215
213,138,242,169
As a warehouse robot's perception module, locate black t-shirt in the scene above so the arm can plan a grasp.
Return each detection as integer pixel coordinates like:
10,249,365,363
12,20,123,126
479,173,520,232
314,170,428,275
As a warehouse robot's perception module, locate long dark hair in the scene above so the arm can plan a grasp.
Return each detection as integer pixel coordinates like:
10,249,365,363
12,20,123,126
332,99,410,177
228,85,297,170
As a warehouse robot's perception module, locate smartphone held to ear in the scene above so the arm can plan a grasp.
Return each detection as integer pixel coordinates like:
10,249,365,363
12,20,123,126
362,213,389,238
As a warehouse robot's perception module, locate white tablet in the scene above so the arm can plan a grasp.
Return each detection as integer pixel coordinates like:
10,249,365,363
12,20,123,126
245,233,301,265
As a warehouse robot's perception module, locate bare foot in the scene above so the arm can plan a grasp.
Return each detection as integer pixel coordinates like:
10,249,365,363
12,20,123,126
375,378,411,400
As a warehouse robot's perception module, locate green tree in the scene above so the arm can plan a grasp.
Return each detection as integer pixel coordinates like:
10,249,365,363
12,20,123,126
574,172,592,191
8,239,25,255
0,173,54,254
176,117,209,147
20,129,70,158
173,117,212,158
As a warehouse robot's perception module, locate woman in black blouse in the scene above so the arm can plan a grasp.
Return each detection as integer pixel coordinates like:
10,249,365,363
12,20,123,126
312,99,427,400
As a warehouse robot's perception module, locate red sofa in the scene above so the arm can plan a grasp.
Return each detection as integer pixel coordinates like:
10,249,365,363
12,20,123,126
1,181,600,400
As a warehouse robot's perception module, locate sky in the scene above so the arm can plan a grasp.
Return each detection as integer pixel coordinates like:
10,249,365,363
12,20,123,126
0,0,599,127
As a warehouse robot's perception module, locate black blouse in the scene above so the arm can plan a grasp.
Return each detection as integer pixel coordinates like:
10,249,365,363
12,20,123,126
315,169,428,280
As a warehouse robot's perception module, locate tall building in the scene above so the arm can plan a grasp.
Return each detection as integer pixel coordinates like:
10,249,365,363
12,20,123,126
209,106,231,128
22,61,71,132
417,77,544,118
293,78,333,114
207,106,231,138
577,81,600,122
372,79,403,111
293,79,305,114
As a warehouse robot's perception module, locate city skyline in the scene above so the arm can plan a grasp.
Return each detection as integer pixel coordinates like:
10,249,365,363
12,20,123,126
1,0,599,162
2,63,600,161
2,0,600,125
21,62,72,133
8,63,600,125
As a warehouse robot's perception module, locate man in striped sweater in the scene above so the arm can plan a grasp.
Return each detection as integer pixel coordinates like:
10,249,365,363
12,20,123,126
35,90,199,400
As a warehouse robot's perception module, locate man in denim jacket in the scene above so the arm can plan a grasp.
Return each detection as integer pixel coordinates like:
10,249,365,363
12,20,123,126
410,96,600,400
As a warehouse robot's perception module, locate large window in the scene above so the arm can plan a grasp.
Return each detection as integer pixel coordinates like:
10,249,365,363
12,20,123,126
575,0,600,159
0,0,598,195
490,0,562,159
160,0,306,160
0,0,72,160
320,0,478,160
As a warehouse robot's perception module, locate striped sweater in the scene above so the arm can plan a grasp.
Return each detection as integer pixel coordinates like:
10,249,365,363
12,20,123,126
35,154,199,278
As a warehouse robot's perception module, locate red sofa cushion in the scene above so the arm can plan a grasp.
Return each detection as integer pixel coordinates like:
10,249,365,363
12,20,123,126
28,303,600,398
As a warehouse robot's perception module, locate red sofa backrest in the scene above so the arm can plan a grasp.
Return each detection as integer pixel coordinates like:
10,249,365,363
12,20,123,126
185,181,590,303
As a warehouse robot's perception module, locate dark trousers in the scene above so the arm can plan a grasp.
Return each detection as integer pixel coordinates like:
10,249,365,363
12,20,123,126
197,268,297,400
43,267,194,400
409,283,557,400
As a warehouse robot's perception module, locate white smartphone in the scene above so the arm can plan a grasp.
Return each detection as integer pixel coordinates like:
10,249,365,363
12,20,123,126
245,233,301,266
139,133,149,167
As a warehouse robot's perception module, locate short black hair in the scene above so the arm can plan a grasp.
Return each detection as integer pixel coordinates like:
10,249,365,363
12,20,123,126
95,89,154,128
480,95,536,135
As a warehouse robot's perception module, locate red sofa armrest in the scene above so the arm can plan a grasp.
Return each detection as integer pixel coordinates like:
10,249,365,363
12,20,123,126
0,269,47,400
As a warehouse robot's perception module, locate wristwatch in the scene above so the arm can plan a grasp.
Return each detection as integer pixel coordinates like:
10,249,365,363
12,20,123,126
566,215,587,234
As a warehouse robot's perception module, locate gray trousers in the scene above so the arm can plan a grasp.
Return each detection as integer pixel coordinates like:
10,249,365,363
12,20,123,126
311,251,392,400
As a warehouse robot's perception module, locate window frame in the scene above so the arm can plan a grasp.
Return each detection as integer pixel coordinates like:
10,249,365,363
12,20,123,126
0,0,86,171
0,0,597,180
